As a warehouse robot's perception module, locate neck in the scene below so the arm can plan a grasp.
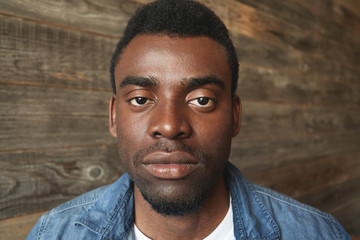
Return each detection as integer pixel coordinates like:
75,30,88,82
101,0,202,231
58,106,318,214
133,175,229,240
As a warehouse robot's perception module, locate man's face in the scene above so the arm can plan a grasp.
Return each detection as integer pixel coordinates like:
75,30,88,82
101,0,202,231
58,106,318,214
110,35,241,215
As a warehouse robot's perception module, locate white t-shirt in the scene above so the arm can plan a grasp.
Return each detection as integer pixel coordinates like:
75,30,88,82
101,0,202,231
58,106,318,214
126,198,235,240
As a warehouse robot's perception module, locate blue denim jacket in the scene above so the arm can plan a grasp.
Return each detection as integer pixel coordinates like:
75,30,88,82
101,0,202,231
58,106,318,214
27,163,350,240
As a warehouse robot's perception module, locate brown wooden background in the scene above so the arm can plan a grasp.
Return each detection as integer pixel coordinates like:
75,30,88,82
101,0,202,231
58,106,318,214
0,0,359,238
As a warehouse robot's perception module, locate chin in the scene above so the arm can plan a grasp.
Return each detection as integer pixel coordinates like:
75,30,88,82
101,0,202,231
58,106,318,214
135,173,220,216
139,182,210,216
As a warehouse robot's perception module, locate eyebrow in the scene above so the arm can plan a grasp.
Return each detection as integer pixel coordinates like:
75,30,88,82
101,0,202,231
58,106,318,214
119,76,157,88
183,75,225,89
119,75,225,89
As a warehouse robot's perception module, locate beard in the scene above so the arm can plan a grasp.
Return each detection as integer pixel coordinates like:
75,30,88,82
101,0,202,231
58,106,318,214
140,178,211,216
119,141,223,217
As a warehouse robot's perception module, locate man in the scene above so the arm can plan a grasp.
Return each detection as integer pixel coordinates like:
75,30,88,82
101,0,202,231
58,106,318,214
27,0,350,239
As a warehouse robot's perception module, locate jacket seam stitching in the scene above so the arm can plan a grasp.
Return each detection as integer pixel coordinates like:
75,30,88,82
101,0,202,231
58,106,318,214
248,185,280,239
254,190,333,221
37,213,48,240
49,199,99,215
101,183,134,239
73,221,103,236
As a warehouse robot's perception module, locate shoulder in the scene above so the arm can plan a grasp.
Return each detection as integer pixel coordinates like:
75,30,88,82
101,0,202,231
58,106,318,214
250,182,351,240
26,184,110,240
225,163,350,239
50,184,109,216
26,173,134,240
250,182,332,220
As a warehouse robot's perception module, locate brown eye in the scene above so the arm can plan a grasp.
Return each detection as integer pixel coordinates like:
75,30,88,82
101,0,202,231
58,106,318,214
129,97,151,106
188,97,215,108
197,97,210,105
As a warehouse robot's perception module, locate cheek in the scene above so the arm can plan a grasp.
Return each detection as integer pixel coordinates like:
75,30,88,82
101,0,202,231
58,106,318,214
194,109,234,153
115,111,147,152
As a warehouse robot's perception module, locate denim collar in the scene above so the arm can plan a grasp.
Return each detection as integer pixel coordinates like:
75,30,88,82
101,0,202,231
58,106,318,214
75,163,280,240
226,163,280,240
75,174,135,240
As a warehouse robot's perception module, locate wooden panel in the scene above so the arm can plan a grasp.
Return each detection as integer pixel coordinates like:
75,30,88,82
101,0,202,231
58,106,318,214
231,101,360,172
0,211,45,240
233,34,360,87
235,0,359,45
243,152,360,198
292,0,360,33
204,0,360,65
242,152,360,234
297,175,360,215
231,131,360,172
0,84,113,150
328,197,360,237
0,15,117,89
239,101,360,139
332,0,360,18
242,153,360,236
0,144,122,220
0,0,141,37
238,63,360,107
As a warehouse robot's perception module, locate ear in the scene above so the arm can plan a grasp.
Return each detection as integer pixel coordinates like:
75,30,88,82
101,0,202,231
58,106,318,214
109,95,117,137
231,95,242,137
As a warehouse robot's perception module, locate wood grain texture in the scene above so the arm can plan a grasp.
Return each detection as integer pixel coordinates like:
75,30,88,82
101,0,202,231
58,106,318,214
244,153,360,236
293,0,360,33
203,0,360,64
0,15,117,90
231,132,360,172
0,211,45,239
0,84,113,150
327,196,360,237
244,152,360,198
297,176,360,236
235,0,359,44
0,0,141,37
238,63,360,107
0,144,122,219
233,34,360,87
239,101,360,139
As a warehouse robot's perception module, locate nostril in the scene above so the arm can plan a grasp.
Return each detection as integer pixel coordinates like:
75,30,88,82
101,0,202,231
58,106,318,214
153,131,162,138
152,131,186,139
176,131,186,138
148,115,192,139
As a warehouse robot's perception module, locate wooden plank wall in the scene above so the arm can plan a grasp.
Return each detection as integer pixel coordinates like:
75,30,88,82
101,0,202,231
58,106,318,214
0,0,359,238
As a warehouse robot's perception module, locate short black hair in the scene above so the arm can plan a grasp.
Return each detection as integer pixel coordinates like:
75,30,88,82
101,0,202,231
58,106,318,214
110,0,238,95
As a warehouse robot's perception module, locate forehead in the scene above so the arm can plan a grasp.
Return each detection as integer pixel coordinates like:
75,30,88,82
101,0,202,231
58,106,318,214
114,34,232,88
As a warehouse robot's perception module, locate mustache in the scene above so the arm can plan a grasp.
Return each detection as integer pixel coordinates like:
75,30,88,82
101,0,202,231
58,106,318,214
133,141,207,166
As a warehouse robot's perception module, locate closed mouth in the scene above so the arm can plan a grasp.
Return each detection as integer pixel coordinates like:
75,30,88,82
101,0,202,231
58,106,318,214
142,151,199,179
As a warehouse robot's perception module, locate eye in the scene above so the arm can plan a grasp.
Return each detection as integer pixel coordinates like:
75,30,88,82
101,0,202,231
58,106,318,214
188,97,214,107
129,97,152,106
197,97,210,106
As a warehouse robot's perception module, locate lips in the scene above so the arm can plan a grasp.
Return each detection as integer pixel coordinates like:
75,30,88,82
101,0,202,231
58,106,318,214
142,151,199,179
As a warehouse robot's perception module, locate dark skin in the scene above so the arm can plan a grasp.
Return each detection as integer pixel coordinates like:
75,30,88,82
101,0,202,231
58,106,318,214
109,35,241,239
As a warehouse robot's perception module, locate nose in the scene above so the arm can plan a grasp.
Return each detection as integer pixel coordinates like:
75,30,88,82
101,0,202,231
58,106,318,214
148,102,192,139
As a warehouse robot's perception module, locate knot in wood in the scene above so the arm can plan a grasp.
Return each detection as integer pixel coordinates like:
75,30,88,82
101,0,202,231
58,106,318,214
86,165,104,180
